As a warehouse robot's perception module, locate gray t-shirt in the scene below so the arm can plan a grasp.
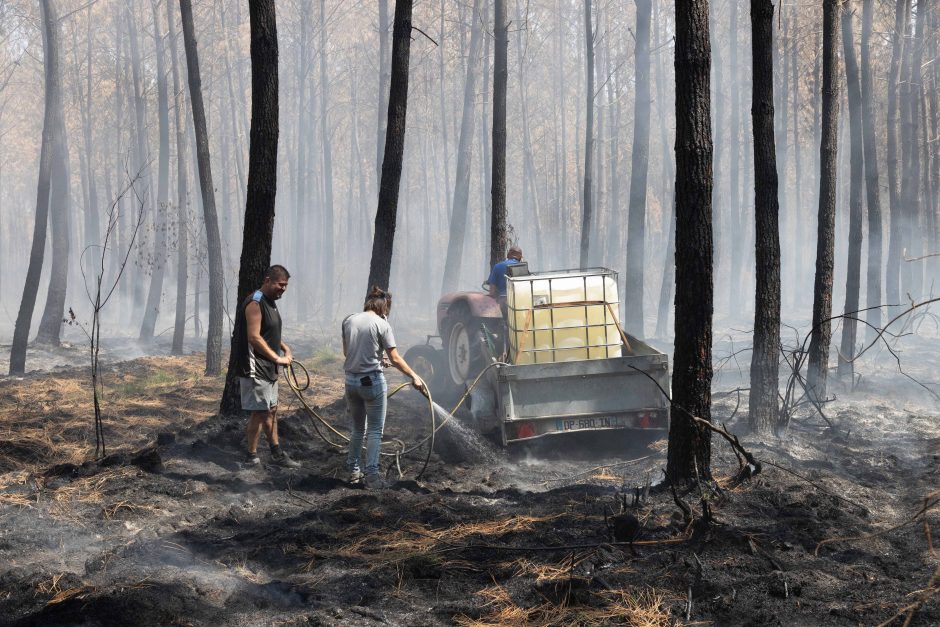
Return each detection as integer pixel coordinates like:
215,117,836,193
342,311,397,374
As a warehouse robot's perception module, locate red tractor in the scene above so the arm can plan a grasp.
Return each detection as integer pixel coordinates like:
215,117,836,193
403,290,502,397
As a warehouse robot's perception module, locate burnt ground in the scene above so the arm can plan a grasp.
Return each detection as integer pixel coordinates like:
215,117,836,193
0,336,938,626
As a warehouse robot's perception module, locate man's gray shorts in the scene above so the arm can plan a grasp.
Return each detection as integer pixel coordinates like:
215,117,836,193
239,376,278,411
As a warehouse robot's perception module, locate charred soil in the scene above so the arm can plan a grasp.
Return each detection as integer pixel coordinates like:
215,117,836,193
0,345,938,625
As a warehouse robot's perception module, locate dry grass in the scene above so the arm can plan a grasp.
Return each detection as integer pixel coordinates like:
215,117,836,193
455,584,674,626
512,553,593,584
0,355,222,475
302,514,565,568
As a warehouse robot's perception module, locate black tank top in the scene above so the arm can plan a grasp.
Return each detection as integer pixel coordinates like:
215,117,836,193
233,290,282,382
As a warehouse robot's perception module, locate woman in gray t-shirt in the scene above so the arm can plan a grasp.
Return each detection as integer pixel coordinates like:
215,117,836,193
341,286,425,489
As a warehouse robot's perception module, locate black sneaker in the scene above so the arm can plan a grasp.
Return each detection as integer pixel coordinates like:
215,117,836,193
245,452,261,466
271,450,301,468
364,474,391,490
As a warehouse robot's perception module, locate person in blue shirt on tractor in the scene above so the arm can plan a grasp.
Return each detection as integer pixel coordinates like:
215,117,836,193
487,245,523,317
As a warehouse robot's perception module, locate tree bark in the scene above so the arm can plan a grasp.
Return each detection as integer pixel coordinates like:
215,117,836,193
376,0,390,183
904,0,926,298
441,0,484,294
179,0,224,375
838,5,864,380
885,0,910,308
168,0,189,355
140,0,172,340
624,0,651,335
367,0,413,291
220,0,281,414
666,0,714,483
579,0,594,268
806,0,841,400
860,0,882,340
490,0,508,268
748,0,781,434
35,0,70,348
320,0,335,320
10,0,62,374
654,0,676,339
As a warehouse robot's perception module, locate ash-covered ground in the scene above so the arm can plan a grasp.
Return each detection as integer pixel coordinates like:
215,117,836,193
0,330,939,625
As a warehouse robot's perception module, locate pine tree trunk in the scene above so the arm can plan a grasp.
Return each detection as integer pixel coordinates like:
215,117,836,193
490,0,508,267
376,0,390,183
320,0,335,320
666,0,714,484
624,0,651,335
367,0,414,291
748,0,781,434
10,0,61,374
885,0,910,308
860,0,882,340
838,5,864,380
654,0,676,339
220,0,281,414
906,0,926,298
140,0,172,341
441,0,484,294
35,0,70,348
579,0,594,268
727,0,743,316
806,0,841,400
168,0,189,355
179,0,224,375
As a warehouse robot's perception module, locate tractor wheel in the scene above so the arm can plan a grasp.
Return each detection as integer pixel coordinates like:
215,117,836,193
444,303,484,388
403,344,444,394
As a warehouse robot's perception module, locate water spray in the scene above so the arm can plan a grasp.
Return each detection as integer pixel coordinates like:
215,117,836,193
282,359,505,480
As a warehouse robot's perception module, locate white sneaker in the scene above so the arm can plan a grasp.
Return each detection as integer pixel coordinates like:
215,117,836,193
348,469,364,484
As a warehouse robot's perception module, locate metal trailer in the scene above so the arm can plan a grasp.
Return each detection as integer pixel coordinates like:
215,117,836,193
457,267,671,445
492,334,670,444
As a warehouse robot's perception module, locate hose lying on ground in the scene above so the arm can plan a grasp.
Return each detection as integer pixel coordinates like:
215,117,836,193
282,359,506,481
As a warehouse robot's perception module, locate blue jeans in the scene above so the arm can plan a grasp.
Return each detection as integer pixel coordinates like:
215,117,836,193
345,371,388,476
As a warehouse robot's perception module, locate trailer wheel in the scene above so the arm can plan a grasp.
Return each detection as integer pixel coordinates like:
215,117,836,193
403,344,444,392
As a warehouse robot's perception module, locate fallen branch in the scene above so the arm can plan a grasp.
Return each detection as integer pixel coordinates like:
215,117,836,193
627,364,761,484
876,562,940,627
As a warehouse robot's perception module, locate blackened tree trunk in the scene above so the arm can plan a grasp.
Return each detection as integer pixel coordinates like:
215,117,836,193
221,0,281,413
806,0,841,400
579,0,594,268
168,0,189,355
179,0,224,375
905,0,926,297
654,0,676,339
367,0,414,291
376,0,389,183
10,0,61,374
625,0,651,335
838,5,864,380
441,0,484,294
35,0,70,348
748,0,781,434
140,0,171,341
320,0,335,319
665,0,714,483
490,0,508,268
860,0,882,339
885,0,910,308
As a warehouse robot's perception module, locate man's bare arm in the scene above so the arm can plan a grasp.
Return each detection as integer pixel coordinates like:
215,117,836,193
246,302,289,365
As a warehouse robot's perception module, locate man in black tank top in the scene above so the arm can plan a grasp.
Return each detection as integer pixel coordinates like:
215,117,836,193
232,265,300,467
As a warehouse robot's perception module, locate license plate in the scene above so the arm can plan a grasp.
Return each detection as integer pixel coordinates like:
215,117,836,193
555,415,629,432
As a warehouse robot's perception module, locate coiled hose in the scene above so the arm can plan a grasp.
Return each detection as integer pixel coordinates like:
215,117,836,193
282,359,505,480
